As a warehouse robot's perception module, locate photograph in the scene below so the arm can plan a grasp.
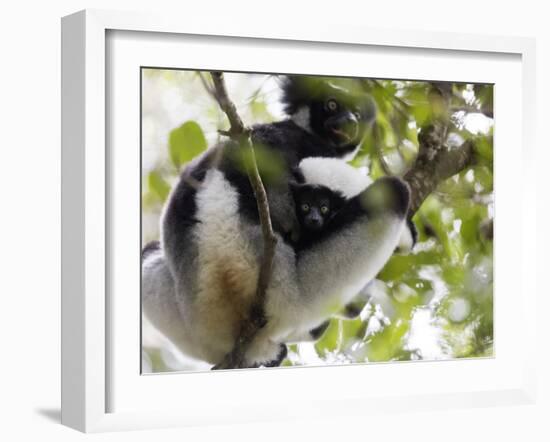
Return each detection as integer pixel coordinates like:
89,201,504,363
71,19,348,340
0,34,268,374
0,0,545,438
140,69,494,373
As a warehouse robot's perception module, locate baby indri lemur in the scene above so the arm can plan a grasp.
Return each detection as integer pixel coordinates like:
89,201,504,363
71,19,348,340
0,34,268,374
289,182,346,251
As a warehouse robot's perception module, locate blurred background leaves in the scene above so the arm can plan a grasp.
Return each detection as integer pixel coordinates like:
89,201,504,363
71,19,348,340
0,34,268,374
141,70,494,372
169,120,207,168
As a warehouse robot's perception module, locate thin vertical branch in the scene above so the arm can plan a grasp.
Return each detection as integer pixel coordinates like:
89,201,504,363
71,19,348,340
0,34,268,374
208,72,278,369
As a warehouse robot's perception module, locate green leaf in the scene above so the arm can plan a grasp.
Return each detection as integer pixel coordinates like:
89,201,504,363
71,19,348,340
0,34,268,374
148,171,170,202
367,319,410,362
169,121,207,168
315,319,339,353
228,143,286,184
474,136,493,164
250,100,273,121
378,251,440,281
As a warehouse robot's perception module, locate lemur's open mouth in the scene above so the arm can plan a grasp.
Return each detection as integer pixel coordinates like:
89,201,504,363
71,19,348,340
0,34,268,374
330,127,352,143
325,114,359,146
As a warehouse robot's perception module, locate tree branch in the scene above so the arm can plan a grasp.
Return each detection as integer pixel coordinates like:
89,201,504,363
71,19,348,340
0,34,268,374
208,72,278,370
373,122,393,175
210,72,246,135
405,130,474,214
404,83,475,215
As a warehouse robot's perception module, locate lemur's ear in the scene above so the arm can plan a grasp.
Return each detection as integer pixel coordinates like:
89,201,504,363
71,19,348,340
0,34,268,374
279,75,323,114
290,166,305,184
289,180,304,194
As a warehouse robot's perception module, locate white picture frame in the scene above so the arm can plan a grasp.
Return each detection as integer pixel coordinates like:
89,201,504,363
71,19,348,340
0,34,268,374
61,9,537,433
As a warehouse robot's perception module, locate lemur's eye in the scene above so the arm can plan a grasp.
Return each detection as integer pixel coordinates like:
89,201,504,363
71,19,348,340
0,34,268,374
325,99,339,112
320,205,329,214
301,204,310,212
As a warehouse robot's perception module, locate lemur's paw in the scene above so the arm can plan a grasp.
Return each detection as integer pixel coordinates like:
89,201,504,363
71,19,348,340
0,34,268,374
245,340,286,368
261,344,288,367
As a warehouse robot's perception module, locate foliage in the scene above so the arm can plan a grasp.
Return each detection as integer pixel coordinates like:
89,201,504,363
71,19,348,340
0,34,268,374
169,120,207,168
141,70,494,371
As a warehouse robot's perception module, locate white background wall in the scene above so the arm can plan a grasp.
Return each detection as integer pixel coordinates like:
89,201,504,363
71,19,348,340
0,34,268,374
0,0,547,440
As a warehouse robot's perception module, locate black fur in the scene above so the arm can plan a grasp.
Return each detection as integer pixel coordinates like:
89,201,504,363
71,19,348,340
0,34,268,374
161,148,214,275
309,320,330,340
289,183,347,251
407,217,418,246
342,303,363,319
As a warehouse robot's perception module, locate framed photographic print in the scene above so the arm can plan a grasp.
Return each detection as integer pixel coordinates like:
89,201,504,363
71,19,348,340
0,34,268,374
61,9,537,432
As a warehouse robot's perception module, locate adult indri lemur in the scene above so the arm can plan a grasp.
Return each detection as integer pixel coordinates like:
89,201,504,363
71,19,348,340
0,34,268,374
142,75,411,367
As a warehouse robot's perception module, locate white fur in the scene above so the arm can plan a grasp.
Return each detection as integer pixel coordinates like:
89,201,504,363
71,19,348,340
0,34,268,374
298,157,372,198
290,106,312,133
142,251,201,360
396,223,414,252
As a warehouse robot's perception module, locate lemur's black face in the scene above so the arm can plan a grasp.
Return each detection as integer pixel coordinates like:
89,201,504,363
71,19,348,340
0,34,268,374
291,184,345,232
308,94,363,148
281,76,377,151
